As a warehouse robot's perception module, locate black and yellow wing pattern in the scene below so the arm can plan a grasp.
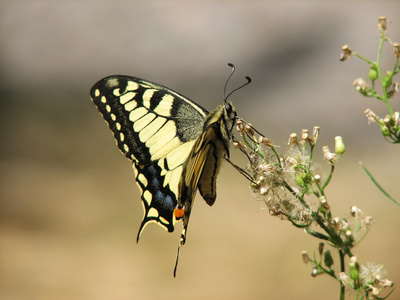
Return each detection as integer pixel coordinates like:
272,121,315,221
90,74,237,275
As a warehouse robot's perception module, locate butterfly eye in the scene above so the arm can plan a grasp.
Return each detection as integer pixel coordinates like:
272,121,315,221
225,103,236,120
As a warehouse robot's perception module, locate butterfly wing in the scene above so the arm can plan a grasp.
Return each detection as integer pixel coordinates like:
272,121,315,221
90,75,209,239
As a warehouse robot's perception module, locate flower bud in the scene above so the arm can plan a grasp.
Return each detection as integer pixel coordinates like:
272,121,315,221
379,123,390,136
301,251,309,264
349,256,359,280
368,66,378,81
324,249,334,268
295,174,304,186
335,136,345,155
318,242,324,256
383,70,393,87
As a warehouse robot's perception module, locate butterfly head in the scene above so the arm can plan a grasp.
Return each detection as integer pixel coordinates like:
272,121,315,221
221,100,237,140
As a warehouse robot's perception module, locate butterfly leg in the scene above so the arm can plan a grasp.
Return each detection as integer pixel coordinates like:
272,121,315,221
224,155,254,183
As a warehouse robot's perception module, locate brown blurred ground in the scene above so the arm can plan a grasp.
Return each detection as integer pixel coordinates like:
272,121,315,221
1,1,400,300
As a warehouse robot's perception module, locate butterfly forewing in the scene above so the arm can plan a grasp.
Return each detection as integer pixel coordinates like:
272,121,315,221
90,75,211,237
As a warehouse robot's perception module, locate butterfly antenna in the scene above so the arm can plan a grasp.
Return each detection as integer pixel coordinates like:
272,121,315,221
223,63,252,103
223,63,236,101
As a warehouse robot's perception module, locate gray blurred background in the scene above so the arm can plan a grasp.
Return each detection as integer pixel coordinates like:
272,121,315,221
1,1,399,300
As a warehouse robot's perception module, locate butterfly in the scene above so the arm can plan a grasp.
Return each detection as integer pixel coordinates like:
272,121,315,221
90,64,250,276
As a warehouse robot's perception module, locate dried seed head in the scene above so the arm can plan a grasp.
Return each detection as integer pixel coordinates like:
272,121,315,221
387,82,399,98
393,111,399,125
381,279,394,287
301,251,309,264
378,16,387,31
320,196,330,211
245,123,255,136
322,146,338,164
362,216,373,229
353,78,371,96
393,42,400,58
301,129,309,141
314,174,321,184
339,272,350,285
259,136,273,147
350,206,362,217
340,44,353,61
288,133,299,147
236,119,244,134
364,108,378,123
233,140,246,150
313,126,320,141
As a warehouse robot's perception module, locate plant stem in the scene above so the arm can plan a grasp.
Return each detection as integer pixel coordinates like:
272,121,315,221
376,31,394,115
339,250,345,300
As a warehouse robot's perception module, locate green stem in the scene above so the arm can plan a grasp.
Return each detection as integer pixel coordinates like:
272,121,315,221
360,162,400,207
376,31,394,115
353,52,375,65
339,249,345,300
322,165,335,190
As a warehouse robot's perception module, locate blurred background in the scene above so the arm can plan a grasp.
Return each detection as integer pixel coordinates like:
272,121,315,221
1,1,399,300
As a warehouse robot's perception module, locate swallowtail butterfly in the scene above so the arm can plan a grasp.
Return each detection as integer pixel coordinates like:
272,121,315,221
90,64,249,276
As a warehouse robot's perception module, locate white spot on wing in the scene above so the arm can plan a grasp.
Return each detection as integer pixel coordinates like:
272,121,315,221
138,117,167,142
133,113,156,132
148,207,159,218
143,190,152,204
142,89,156,109
106,78,119,88
129,107,147,122
151,136,181,161
165,140,196,170
124,100,137,111
120,92,137,104
126,81,139,91
146,121,178,156
154,94,174,116
138,173,148,187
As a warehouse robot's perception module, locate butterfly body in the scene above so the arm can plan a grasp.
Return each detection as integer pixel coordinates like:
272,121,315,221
90,75,236,257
